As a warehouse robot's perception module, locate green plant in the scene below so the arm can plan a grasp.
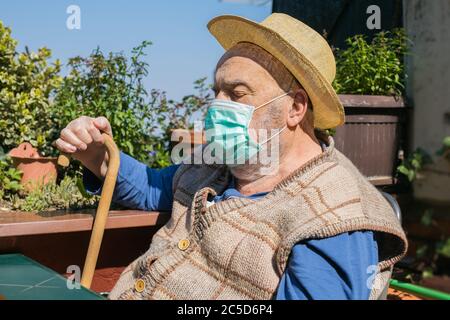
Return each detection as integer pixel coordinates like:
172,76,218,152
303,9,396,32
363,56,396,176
436,136,450,159
53,41,156,162
159,77,212,130
333,29,409,96
398,137,450,183
397,147,432,183
0,147,22,199
10,175,97,212
0,21,62,156
1,22,212,211
148,77,212,167
147,142,171,168
54,42,211,168
413,209,450,279
397,138,450,280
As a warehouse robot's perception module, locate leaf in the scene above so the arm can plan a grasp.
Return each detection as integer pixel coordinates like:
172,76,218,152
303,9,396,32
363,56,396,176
407,170,415,182
125,140,134,155
76,177,92,199
420,210,433,226
437,238,450,258
416,244,428,258
443,136,450,148
422,268,434,279
6,180,21,191
411,158,421,169
334,29,408,95
397,165,409,176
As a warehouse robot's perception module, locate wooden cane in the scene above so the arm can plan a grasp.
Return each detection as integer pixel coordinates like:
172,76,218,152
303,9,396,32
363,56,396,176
57,133,120,289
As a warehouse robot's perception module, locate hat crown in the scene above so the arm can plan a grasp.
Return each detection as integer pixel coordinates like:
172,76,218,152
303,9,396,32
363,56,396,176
260,13,336,83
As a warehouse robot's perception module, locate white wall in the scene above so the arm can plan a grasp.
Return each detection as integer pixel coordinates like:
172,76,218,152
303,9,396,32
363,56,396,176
404,0,450,153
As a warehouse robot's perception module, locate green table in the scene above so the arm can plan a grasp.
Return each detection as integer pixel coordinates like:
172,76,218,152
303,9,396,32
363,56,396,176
0,254,104,300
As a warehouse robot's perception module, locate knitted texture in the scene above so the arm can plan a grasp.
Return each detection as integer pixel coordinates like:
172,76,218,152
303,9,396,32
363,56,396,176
109,136,408,300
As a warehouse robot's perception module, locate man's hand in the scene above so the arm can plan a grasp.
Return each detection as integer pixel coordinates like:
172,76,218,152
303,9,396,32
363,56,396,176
55,116,113,179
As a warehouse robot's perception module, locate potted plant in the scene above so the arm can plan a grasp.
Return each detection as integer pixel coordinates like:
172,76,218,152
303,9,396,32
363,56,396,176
8,142,57,191
0,21,62,192
0,147,22,206
331,30,409,186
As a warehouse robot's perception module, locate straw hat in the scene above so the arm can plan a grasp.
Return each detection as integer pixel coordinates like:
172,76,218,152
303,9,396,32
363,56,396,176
207,13,345,129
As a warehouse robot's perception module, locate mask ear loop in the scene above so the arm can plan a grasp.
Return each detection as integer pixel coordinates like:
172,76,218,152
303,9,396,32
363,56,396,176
252,91,291,145
254,91,291,111
258,125,287,145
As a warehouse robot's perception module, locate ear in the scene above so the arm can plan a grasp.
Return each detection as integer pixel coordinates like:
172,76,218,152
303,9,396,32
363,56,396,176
287,88,308,127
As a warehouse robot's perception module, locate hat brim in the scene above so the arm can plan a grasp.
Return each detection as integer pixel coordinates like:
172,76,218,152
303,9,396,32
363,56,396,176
208,15,345,129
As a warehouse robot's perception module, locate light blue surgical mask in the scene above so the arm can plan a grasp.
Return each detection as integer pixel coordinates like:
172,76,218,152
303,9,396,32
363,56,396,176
204,92,290,165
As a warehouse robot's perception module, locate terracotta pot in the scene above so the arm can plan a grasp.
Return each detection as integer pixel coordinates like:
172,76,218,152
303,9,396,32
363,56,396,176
8,143,58,191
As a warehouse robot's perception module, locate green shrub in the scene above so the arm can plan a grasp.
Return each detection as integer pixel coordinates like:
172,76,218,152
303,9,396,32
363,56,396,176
397,136,450,183
10,175,97,212
333,29,409,96
0,147,22,200
397,148,432,183
0,21,62,156
53,41,154,162
437,136,450,159
54,41,211,168
0,22,212,211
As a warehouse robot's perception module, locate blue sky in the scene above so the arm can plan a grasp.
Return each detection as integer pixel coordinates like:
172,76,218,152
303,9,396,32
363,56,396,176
0,0,272,100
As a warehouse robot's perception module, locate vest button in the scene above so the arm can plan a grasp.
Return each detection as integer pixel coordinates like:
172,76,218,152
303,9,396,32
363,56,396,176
134,279,145,293
178,239,190,251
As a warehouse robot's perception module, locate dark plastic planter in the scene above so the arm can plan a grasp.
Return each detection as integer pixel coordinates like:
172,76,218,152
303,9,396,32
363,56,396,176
334,94,407,186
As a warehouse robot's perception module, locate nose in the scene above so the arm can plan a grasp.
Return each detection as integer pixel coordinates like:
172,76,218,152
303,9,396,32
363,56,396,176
215,91,230,101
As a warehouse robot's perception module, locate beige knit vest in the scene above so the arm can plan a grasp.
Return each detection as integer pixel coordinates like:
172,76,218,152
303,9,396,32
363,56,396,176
109,136,407,300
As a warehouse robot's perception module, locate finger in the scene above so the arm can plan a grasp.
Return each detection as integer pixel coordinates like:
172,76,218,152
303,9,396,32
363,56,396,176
60,128,88,151
74,127,94,145
93,117,112,136
87,124,104,144
55,138,77,153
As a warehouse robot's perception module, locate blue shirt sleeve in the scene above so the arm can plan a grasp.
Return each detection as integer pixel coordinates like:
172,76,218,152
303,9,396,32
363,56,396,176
276,231,378,300
83,151,179,211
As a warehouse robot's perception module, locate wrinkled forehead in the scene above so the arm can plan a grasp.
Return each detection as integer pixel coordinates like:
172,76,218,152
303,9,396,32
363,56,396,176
215,42,295,91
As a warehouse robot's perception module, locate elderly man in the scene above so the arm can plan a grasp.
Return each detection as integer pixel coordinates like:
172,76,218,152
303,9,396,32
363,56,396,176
56,13,407,300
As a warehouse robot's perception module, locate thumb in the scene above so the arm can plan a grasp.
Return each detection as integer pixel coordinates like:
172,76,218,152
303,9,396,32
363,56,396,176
93,116,113,136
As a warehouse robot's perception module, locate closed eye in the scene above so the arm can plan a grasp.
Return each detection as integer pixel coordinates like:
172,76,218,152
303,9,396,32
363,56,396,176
231,90,247,99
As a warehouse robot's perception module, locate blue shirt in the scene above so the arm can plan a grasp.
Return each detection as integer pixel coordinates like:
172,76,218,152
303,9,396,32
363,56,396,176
83,152,378,300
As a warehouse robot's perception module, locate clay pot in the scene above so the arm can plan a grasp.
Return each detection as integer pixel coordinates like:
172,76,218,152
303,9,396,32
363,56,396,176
8,142,58,191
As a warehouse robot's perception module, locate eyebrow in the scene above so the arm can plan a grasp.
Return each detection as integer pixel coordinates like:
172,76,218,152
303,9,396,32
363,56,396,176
213,79,255,93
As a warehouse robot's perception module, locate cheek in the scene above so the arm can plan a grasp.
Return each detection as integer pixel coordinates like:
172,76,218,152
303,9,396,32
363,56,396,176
247,125,258,142
247,114,264,141
248,118,279,145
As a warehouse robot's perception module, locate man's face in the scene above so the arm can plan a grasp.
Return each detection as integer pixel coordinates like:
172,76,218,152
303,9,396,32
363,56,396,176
212,43,294,178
